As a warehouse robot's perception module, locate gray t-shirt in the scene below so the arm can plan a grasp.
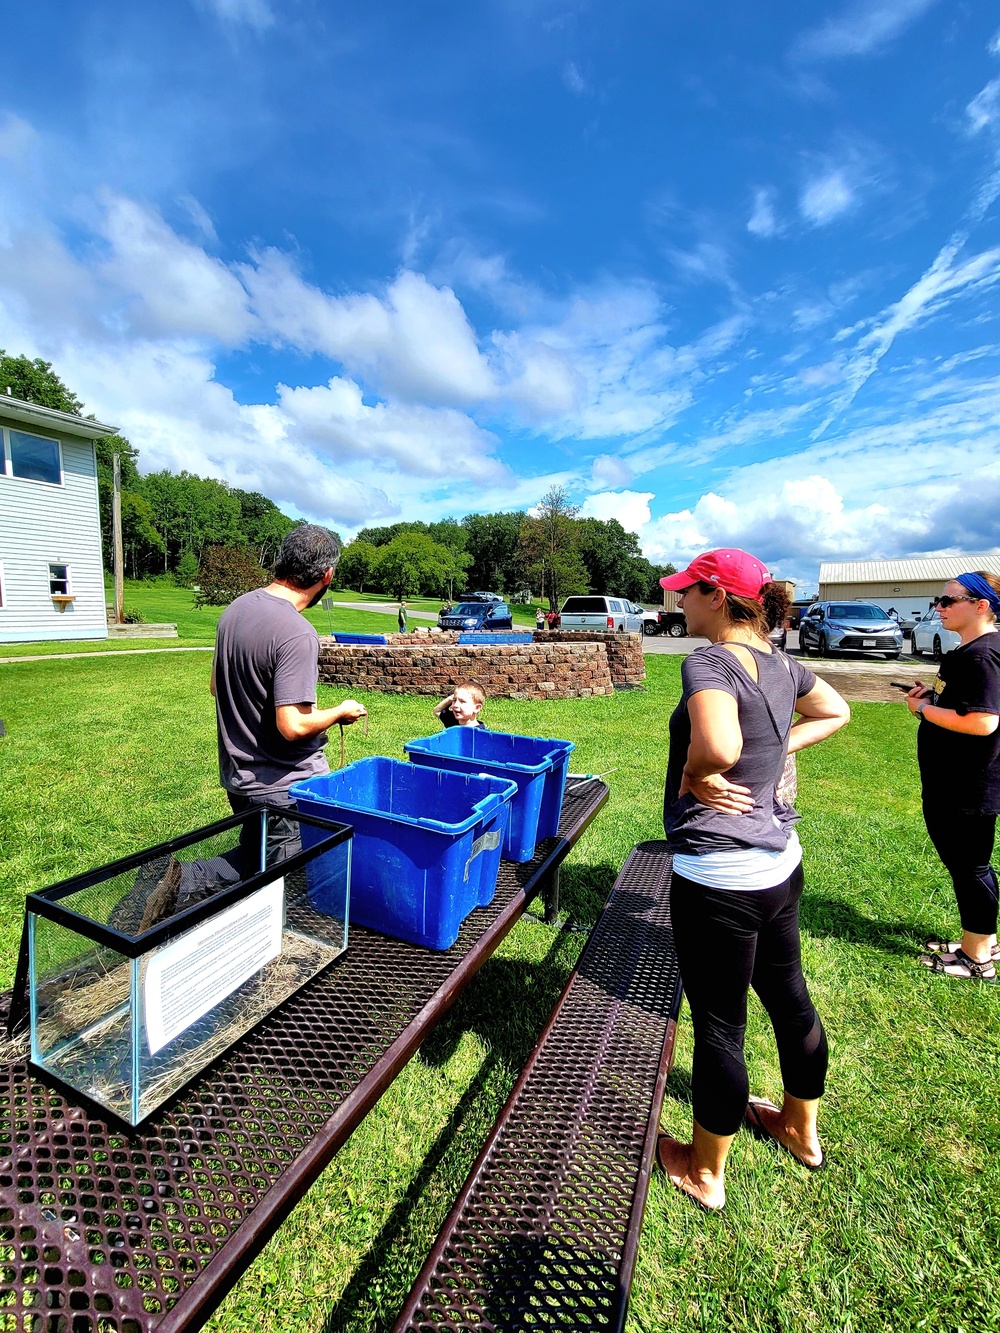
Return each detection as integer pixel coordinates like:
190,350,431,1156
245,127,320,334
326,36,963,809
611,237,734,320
214,588,330,798
664,644,816,854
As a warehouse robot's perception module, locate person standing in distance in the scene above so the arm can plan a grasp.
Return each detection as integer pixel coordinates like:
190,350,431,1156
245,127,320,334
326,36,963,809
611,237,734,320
212,524,367,863
398,599,408,632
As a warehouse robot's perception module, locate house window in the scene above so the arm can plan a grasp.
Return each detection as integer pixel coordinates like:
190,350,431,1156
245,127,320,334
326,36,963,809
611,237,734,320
49,563,71,597
7,429,62,485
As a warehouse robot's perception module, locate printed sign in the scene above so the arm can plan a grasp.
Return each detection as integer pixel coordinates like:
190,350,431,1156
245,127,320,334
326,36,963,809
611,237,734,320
143,879,284,1055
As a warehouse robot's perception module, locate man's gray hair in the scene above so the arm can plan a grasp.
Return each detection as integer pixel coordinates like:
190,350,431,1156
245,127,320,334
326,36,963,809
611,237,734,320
273,525,341,589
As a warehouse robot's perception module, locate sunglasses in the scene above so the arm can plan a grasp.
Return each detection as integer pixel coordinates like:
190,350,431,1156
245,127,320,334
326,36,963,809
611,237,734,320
936,594,979,607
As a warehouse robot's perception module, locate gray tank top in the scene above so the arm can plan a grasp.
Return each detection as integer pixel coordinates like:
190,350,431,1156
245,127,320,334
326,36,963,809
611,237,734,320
664,643,816,854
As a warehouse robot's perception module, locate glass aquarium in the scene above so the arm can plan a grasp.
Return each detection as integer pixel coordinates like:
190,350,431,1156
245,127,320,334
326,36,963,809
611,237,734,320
22,807,351,1125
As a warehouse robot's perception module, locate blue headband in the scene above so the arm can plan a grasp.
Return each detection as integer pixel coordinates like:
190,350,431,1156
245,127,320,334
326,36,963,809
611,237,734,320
957,571,1000,614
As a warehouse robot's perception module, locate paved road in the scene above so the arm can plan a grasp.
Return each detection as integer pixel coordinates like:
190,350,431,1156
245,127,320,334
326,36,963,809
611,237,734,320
642,628,924,667
330,601,439,621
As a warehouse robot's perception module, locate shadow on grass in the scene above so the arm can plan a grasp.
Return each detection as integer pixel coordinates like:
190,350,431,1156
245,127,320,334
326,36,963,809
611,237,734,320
800,892,930,958
321,864,620,1333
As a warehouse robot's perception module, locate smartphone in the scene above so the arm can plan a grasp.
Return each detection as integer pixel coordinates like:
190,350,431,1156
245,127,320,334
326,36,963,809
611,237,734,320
890,681,919,691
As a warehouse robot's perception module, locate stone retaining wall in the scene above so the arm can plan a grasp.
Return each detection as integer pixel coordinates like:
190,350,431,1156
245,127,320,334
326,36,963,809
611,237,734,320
538,631,646,685
318,638,616,701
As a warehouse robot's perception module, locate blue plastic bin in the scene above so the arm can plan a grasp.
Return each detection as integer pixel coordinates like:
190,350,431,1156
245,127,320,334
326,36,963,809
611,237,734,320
333,633,388,645
291,758,516,950
457,632,534,645
403,730,575,863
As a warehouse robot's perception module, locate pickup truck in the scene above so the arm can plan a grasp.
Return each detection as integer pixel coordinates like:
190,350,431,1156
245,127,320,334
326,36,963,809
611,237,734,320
559,595,644,633
654,610,687,637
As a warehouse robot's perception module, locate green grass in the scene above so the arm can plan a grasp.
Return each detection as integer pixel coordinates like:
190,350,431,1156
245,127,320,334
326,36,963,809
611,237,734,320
0,581,413,657
0,653,997,1331
0,581,540,657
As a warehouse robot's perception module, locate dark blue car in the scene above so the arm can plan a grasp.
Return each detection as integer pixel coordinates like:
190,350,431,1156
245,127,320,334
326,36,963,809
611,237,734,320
439,600,513,631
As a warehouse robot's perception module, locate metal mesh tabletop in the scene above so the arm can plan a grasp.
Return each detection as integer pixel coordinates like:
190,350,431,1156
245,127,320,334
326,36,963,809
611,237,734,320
392,839,679,1333
0,781,608,1333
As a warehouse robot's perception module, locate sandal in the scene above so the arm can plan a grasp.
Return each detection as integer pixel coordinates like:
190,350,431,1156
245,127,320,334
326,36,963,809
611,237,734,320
924,936,1000,960
654,1133,725,1213
920,947,998,981
744,1099,825,1171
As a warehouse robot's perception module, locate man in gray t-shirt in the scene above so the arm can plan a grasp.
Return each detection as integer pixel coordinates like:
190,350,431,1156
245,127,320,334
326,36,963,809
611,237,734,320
211,525,366,862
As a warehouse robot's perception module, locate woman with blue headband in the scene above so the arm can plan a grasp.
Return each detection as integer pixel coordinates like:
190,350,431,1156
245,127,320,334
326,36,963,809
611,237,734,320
904,569,1000,981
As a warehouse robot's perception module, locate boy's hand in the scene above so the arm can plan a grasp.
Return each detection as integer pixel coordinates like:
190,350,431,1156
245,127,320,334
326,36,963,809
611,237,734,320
338,700,367,724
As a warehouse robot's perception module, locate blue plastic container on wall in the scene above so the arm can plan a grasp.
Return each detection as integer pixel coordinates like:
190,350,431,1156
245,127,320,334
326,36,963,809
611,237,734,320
403,730,575,863
291,758,517,950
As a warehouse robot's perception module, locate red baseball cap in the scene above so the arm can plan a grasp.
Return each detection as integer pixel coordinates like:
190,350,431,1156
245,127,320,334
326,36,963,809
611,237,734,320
660,548,771,600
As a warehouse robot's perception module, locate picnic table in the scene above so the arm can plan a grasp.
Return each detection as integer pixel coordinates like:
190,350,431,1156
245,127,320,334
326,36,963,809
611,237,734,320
0,779,608,1333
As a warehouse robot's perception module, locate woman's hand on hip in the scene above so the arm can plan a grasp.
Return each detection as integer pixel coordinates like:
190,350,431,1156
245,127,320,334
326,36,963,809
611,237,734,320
680,770,754,814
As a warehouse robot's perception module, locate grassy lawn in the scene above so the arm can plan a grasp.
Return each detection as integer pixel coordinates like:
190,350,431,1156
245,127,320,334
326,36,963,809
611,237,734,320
0,652,997,1331
0,581,417,657
0,581,540,658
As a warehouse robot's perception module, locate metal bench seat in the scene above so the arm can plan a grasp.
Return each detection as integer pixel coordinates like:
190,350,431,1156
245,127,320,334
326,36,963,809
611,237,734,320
0,781,608,1333
392,840,680,1333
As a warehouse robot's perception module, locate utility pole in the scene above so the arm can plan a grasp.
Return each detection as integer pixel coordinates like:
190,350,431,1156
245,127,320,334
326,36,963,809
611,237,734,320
112,454,124,624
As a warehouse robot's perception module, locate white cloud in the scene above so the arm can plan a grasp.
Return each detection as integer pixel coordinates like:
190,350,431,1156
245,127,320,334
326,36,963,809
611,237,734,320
196,0,275,30
967,79,1000,135
579,490,654,534
242,254,498,405
818,242,1000,429
562,62,589,96
98,194,254,344
747,188,780,238
274,378,508,483
0,113,38,163
590,454,634,488
800,169,856,225
793,0,937,62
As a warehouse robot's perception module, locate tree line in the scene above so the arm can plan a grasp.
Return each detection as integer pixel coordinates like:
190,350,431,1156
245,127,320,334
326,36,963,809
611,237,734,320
338,489,674,606
2,351,673,607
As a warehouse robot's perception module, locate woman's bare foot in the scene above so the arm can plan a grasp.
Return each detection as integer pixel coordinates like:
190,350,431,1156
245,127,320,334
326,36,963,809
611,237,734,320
745,1097,824,1170
655,1134,726,1212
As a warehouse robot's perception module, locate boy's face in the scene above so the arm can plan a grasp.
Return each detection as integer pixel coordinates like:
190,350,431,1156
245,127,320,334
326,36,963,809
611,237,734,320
451,688,482,725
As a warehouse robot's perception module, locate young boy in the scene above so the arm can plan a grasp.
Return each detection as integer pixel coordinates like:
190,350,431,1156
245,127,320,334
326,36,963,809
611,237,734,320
433,681,488,729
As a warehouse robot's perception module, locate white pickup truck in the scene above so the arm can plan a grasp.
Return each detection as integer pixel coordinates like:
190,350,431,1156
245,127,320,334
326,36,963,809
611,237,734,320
558,595,644,632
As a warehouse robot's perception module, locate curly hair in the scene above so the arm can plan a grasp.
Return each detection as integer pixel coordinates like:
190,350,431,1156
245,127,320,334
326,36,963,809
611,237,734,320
691,580,790,638
273,525,341,590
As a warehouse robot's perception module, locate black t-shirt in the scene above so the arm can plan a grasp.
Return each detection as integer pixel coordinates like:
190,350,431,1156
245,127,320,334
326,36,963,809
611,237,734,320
439,709,489,730
918,632,1000,813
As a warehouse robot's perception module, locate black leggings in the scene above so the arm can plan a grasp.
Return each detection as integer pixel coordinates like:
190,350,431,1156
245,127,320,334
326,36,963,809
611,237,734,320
669,863,828,1138
922,803,999,937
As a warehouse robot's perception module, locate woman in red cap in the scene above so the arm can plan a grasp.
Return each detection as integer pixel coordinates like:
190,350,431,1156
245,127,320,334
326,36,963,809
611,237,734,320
656,548,850,1211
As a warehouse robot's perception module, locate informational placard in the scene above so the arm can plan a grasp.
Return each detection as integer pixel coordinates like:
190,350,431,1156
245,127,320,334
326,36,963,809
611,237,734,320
144,879,284,1055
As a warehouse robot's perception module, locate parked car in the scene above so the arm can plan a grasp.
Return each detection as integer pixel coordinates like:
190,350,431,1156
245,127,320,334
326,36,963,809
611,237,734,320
468,590,503,603
799,601,903,659
559,595,644,633
910,606,961,660
656,609,688,637
639,608,662,635
768,622,787,651
438,600,513,631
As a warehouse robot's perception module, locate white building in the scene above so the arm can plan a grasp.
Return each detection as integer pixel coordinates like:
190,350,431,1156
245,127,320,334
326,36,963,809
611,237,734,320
818,554,1000,629
0,394,117,643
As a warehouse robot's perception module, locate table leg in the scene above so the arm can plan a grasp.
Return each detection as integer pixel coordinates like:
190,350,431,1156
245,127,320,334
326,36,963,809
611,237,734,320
543,867,560,924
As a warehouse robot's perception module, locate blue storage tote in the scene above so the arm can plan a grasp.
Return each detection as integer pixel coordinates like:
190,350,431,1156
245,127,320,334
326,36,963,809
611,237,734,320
457,632,534,645
403,730,575,863
290,758,516,950
333,633,388,645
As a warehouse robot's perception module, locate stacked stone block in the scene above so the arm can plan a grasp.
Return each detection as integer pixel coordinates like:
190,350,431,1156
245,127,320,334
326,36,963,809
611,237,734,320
318,638,615,701
534,631,646,686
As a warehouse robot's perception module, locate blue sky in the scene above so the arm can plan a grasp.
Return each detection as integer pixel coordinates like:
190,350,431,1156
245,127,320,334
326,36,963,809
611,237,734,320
1,0,999,591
